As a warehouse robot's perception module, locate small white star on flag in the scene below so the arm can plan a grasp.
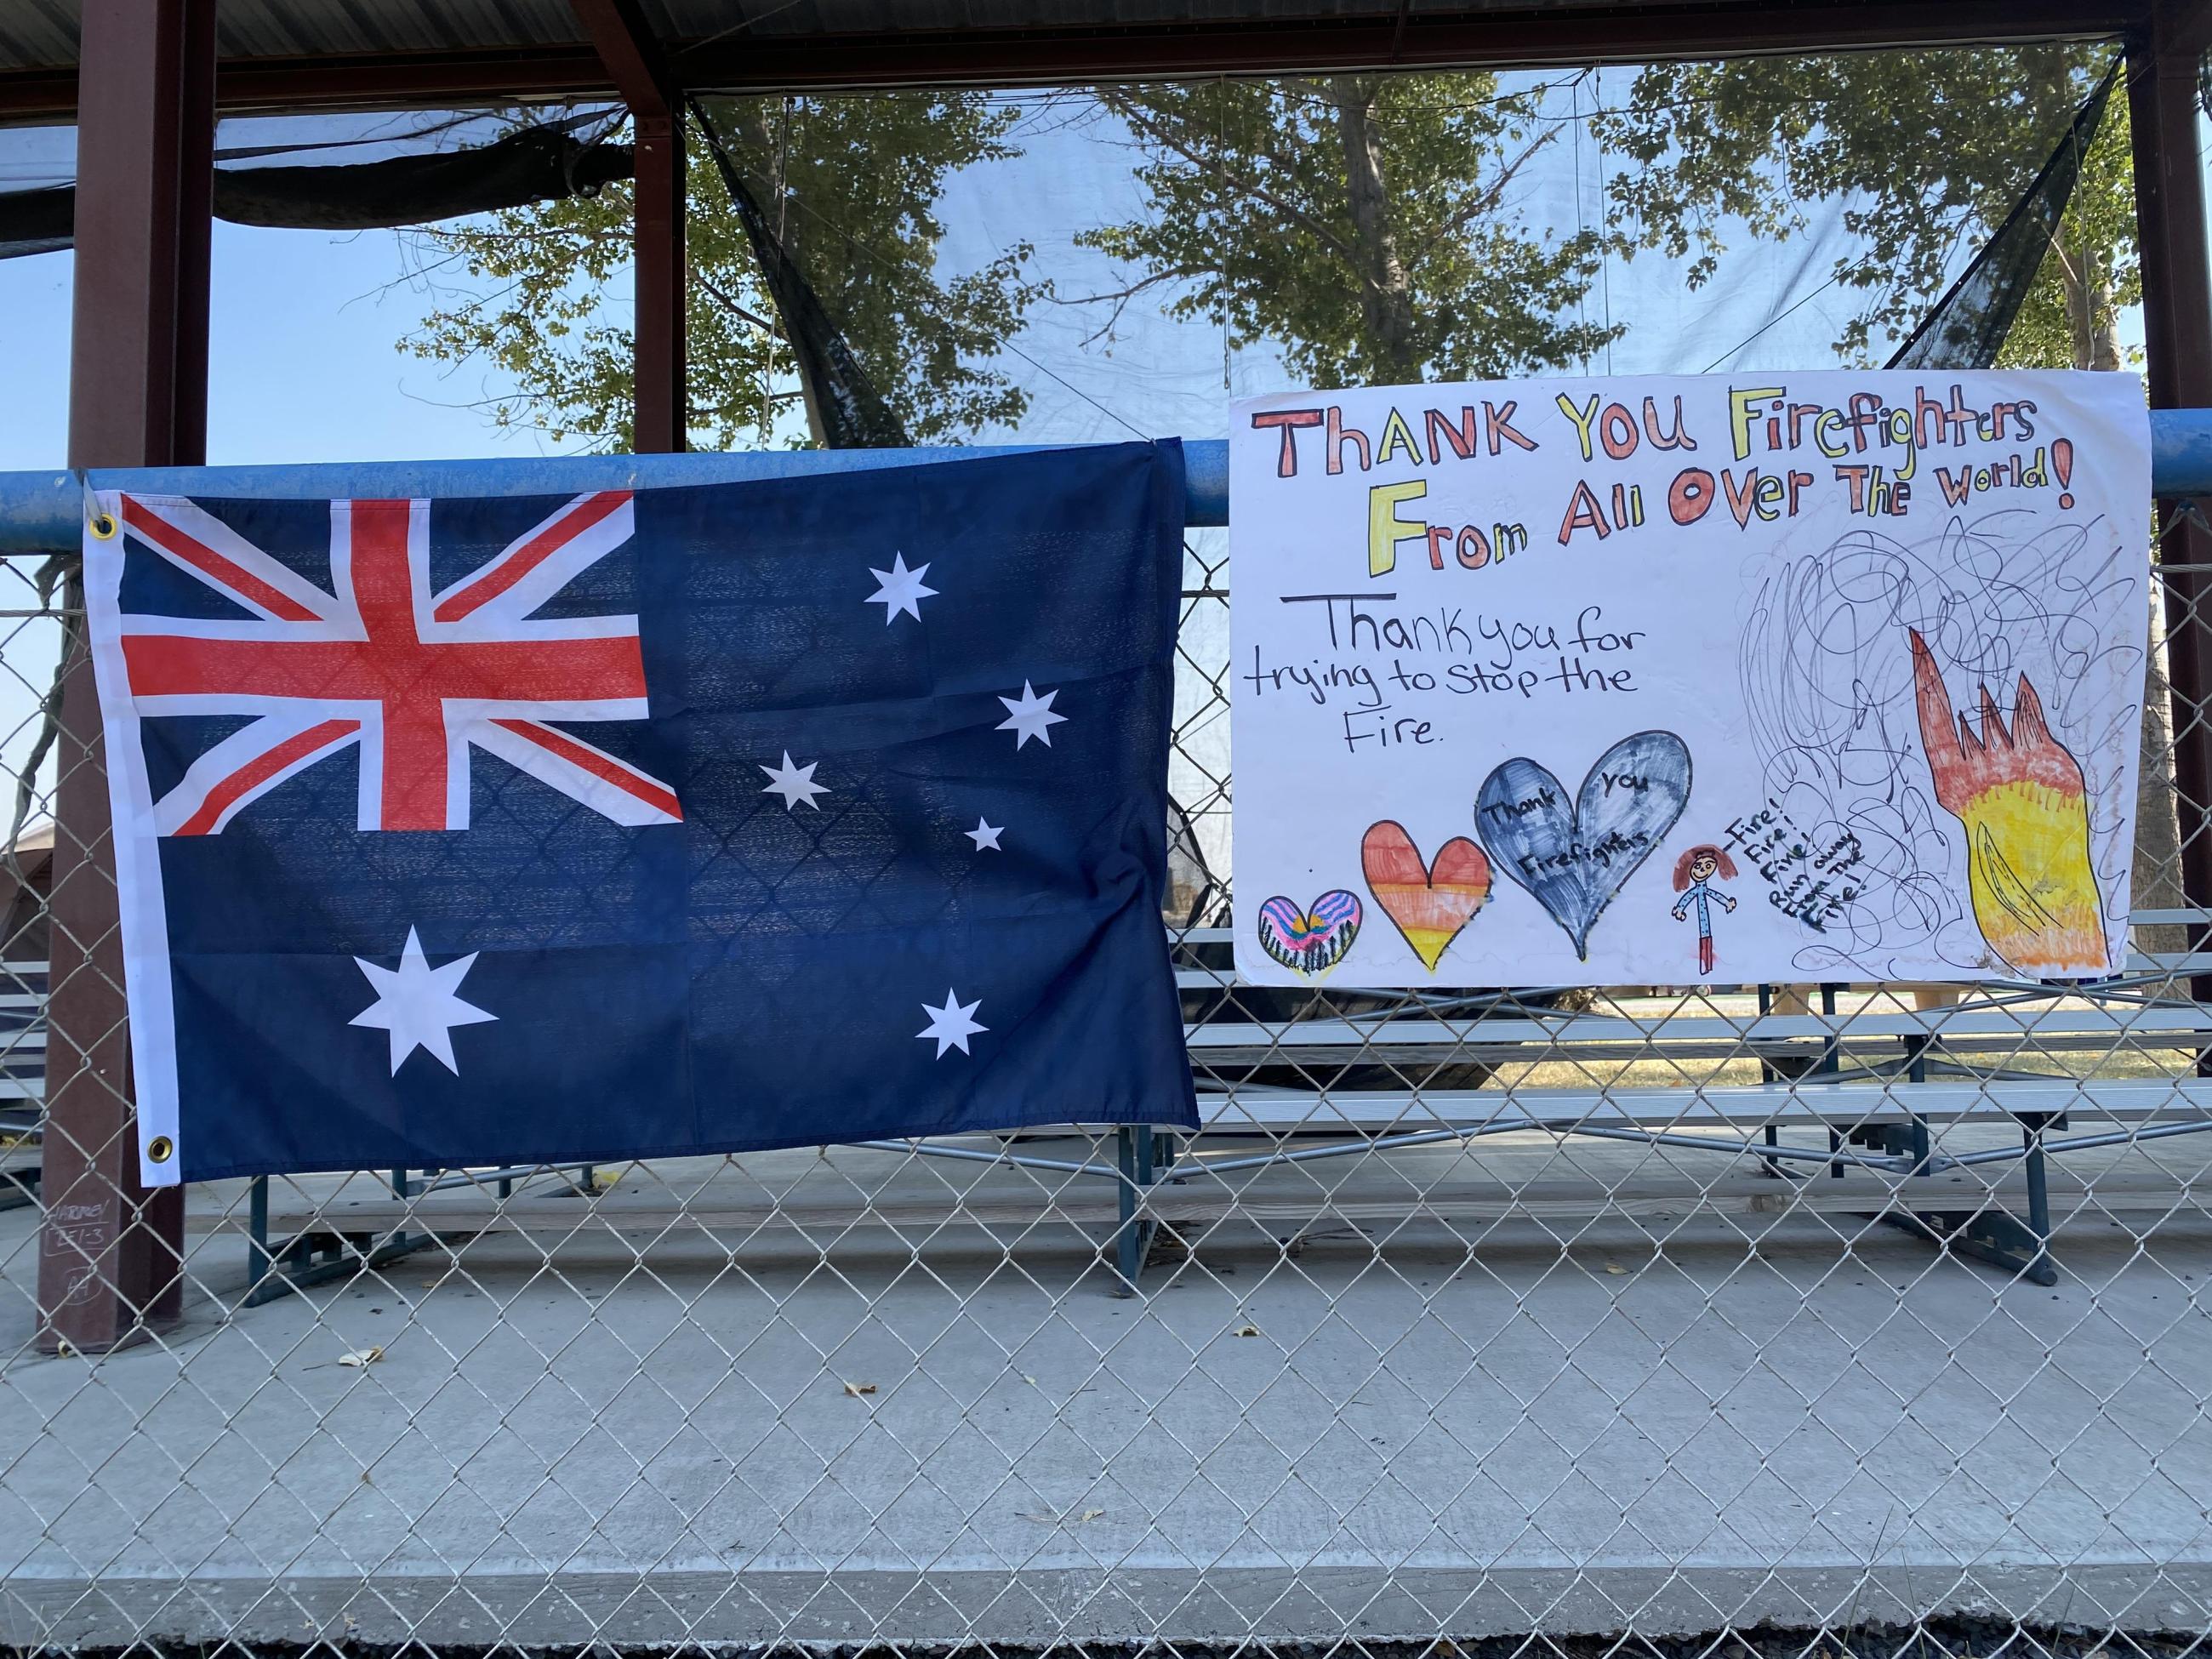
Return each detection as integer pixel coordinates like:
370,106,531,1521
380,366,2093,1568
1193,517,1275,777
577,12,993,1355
916,988,987,1058
966,818,1003,851
350,927,497,1075
996,681,1066,749
865,552,938,624
759,751,829,811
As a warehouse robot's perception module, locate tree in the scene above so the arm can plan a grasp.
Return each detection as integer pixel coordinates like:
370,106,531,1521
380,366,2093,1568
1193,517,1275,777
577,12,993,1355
401,95,1048,449
1993,90,2138,373
1599,47,2179,943
1076,75,1619,385
1594,45,2134,372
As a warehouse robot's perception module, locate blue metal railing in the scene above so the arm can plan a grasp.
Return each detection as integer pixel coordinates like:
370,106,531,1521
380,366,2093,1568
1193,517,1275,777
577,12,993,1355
0,409,2205,550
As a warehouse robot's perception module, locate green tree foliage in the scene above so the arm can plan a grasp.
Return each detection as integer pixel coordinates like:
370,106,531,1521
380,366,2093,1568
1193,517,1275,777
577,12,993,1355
1599,46,2176,940
1993,91,2139,372
402,95,1047,449
1594,45,2135,371
1078,76,1620,385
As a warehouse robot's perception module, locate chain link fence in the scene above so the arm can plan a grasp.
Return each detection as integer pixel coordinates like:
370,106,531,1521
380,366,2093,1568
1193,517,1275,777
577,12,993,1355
0,511,2208,1654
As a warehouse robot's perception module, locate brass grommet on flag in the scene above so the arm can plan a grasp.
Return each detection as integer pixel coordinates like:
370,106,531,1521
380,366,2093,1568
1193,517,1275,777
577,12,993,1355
145,1135,174,1164
87,510,117,540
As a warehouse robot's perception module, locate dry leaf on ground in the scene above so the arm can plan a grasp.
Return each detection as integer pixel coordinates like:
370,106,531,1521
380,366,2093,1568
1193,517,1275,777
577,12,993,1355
842,1382,877,1397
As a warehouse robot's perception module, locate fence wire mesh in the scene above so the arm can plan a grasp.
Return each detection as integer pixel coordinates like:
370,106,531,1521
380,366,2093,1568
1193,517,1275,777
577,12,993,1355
0,519,2209,1656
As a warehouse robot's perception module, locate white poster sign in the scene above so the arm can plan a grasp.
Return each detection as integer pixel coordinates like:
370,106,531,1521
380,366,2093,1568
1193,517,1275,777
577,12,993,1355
1231,371,2152,987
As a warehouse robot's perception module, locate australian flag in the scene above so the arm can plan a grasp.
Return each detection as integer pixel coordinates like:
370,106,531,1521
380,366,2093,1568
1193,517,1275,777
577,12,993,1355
83,442,1199,1183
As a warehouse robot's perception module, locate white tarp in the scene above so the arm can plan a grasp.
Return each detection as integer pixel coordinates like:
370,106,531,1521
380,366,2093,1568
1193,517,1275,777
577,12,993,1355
1230,371,2152,987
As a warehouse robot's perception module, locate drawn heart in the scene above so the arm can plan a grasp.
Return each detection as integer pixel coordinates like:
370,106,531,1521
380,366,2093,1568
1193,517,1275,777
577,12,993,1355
1475,730,1691,960
1256,891,1363,976
1360,821,1491,972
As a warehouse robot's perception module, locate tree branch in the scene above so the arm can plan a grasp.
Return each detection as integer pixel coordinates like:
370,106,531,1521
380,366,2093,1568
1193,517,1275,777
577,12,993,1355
1408,127,1559,266
1095,88,1359,265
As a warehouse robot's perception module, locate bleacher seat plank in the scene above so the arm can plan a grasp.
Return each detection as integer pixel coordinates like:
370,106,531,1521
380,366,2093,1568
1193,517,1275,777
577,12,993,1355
208,1171,2212,1240
1194,1076,2212,1130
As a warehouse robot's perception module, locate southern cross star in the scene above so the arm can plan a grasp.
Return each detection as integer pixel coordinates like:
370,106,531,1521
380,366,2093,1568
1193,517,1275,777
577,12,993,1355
350,927,497,1075
916,989,986,1058
995,681,1066,749
865,552,938,624
966,818,1003,851
759,751,830,811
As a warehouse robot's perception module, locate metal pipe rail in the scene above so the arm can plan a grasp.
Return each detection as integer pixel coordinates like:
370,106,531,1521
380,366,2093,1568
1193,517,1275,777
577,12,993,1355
0,407,2209,549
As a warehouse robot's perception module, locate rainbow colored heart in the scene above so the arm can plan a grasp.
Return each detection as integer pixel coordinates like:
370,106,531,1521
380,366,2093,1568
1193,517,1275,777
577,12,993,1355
1256,892,1363,976
1361,821,1491,972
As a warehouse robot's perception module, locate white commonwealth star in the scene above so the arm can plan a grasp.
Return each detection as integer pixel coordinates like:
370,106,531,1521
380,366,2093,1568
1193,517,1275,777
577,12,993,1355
966,817,1003,851
759,751,829,811
916,988,987,1058
865,552,938,624
995,681,1067,749
350,927,497,1076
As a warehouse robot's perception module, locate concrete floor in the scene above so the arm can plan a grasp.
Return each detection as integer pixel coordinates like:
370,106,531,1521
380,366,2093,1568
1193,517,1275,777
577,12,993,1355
0,1129,2209,1647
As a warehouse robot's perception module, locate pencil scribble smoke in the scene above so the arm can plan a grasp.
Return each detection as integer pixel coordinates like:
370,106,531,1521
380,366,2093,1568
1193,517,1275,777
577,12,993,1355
1738,509,2139,977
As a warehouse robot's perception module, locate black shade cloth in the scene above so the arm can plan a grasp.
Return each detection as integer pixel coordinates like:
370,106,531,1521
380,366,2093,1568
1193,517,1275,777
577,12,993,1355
690,96,911,448
1886,58,2118,370
0,109,631,259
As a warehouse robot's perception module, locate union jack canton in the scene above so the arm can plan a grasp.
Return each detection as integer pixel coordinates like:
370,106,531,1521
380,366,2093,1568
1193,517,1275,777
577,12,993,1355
108,490,680,835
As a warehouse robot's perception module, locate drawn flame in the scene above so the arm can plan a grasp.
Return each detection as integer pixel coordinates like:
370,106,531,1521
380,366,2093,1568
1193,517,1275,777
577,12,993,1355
1907,628,2107,974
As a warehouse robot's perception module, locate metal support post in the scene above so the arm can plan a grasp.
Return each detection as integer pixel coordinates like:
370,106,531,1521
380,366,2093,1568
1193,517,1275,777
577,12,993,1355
2131,6,2212,1038
631,114,687,453
35,0,216,1354
571,0,686,453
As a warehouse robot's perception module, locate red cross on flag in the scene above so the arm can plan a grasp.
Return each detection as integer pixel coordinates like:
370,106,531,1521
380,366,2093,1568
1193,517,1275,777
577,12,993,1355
106,491,681,833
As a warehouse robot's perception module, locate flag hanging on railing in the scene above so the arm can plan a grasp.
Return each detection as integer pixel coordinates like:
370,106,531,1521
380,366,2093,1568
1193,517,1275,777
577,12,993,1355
83,443,1198,1183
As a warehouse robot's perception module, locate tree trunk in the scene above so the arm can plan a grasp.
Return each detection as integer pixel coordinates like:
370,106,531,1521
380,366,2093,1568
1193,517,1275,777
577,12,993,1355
2055,238,2186,954
1326,76,1422,381
731,101,830,447
2135,585,2190,958
2061,245,2125,373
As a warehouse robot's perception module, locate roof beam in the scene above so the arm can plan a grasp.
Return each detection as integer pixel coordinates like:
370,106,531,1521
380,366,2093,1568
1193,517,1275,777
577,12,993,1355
568,0,672,117
0,1,2151,123
672,1,2142,88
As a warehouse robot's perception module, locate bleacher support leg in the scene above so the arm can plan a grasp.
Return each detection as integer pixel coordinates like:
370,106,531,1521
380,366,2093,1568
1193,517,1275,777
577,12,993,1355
242,1170,439,1307
1878,1111,2059,1289
2021,1113,2054,1280
1113,1125,1155,1296
246,1176,269,1296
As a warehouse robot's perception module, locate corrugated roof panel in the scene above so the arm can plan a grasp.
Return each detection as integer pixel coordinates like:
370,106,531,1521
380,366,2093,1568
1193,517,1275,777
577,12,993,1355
214,0,585,59
653,0,1432,37
0,0,75,72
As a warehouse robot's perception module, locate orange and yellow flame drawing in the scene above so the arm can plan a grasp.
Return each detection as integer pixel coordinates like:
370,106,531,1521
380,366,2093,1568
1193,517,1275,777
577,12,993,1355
1907,629,2107,975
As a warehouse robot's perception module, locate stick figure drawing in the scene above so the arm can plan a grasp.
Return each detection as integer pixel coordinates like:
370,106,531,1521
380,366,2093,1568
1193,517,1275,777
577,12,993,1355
1669,844,1738,977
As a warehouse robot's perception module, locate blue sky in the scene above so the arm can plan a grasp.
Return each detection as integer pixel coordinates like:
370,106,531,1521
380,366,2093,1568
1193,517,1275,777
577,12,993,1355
0,224,602,472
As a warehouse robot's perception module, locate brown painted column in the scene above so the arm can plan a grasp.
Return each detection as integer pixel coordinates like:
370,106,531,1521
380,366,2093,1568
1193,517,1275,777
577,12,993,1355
2130,4,2212,1014
632,111,687,453
36,0,216,1351
571,0,687,453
